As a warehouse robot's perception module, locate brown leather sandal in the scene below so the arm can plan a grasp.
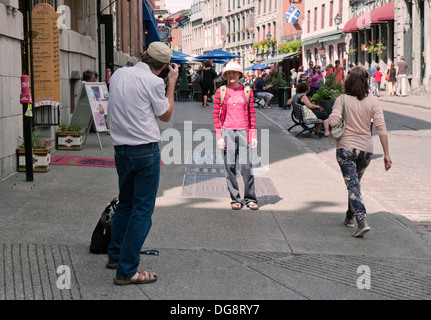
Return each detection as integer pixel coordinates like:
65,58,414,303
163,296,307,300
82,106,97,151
114,269,158,285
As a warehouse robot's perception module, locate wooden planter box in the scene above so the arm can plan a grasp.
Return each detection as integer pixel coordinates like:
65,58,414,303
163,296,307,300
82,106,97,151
56,130,85,150
16,147,53,173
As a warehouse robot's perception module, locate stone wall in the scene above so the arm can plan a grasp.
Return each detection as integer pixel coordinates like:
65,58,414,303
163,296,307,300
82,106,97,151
0,1,23,180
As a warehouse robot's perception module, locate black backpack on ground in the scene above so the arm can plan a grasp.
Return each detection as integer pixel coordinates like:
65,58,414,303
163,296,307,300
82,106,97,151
90,197,118,254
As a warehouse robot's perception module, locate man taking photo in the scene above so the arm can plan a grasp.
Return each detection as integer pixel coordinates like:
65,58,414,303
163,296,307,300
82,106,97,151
106,42,178,285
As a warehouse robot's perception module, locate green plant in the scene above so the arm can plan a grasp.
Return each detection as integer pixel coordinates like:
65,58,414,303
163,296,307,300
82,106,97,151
59,123,84,132
178,67,190,90
311,74,343,101
267,70,287,91
277,39,301,54
18,131,51,150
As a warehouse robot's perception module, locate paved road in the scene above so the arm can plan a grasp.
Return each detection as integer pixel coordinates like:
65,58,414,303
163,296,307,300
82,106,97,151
259,100,431,242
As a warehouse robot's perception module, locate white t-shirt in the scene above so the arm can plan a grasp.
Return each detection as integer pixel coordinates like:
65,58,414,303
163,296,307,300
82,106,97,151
108,62,169,146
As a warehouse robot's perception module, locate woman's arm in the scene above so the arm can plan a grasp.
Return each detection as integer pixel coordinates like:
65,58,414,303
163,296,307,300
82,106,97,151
302,95,322,110
379,134,392,171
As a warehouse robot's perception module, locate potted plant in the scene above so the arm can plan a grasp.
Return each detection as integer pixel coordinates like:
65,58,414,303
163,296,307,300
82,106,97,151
374,40,386,57
16,131,53,173
56,123,86,150
178,67,191,101
310,74,343,114
267,70,288,104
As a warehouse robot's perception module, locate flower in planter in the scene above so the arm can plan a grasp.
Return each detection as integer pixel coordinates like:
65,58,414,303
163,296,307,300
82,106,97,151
360,43,368,52
19,132,51,150
311,74,343,102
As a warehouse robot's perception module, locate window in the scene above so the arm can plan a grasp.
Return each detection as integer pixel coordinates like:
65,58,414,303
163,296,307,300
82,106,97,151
314,7,317,31
321,4,325,29
329,1,333,27
307,10,310,33
339,0,343,20
329,45,334,64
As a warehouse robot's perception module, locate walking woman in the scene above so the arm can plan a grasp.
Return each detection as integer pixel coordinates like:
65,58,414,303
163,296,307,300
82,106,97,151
386,63,397,96
200,60,218,107
213,61,259,210
329,66,392,237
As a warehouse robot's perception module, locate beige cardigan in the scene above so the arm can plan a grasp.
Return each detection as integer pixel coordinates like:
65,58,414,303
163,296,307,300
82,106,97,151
328,94,387,153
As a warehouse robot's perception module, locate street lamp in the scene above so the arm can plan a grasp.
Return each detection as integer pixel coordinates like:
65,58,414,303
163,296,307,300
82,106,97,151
334,13,342,31
266,32,272,40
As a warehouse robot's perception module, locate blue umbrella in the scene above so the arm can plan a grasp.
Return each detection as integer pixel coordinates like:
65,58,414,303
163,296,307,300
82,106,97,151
171,50,191,64
245,63,271,71
195,49,241,60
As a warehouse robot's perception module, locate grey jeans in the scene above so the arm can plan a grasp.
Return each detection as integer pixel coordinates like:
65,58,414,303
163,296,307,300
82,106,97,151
222,129,257,205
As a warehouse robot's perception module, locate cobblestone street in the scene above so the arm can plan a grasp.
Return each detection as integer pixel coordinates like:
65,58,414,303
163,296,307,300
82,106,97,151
258,99,431,240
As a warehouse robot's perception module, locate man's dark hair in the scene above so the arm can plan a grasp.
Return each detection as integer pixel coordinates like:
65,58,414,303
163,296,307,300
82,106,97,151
344,66,369,101
83,70,94,81
141,52,166,71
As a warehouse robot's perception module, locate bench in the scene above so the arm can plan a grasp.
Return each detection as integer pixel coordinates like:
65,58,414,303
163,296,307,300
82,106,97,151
287,102,324,137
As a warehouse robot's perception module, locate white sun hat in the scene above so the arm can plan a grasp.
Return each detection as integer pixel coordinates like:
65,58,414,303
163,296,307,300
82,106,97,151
221,61,244,79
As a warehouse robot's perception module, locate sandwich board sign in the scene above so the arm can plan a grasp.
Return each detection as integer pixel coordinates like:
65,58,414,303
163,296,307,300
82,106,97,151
70,82,110,149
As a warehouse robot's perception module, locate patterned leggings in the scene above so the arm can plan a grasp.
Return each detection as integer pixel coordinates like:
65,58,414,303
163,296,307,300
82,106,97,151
336,148,373,223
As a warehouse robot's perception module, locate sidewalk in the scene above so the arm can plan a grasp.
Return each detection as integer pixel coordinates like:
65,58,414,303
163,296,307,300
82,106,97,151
378,91,431,110
0,101,430,302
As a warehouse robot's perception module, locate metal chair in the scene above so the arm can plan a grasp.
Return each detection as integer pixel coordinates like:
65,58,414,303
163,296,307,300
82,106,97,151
191,82,202,101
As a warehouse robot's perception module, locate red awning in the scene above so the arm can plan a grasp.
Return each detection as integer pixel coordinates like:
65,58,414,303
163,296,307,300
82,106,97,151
371,2,394,23
343,2,394,33
343,16,360,33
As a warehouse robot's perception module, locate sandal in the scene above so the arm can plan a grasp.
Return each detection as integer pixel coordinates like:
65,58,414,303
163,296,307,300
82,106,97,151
231,202,242,210
114,269,158,285
247,202,259,210
106,261,118,269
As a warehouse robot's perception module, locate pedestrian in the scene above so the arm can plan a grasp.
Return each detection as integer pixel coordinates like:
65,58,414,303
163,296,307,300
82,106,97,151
386,63,397,96
287,82,330,137
305,60,314,77
290,68,297,88
106,42,179,285
254,73,274,108
83,70,97,83
200,60,218,107
213,61,259,211
369,64,377,95
372,66,383,97
325,64,334,78
328,66,392,238
296,66,307,85
396,56,409,96
308,65,323,97
334,60,345,84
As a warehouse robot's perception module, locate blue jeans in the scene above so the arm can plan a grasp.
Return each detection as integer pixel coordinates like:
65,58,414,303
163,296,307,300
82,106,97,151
108,143,160,279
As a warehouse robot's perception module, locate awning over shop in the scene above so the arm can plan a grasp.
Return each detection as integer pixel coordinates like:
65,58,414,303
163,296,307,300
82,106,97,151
142,0,160,43
302,32,343,47
262,51,301,64
343,2,394,33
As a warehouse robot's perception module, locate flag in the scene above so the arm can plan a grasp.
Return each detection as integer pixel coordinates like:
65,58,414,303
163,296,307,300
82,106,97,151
285,6,301,24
